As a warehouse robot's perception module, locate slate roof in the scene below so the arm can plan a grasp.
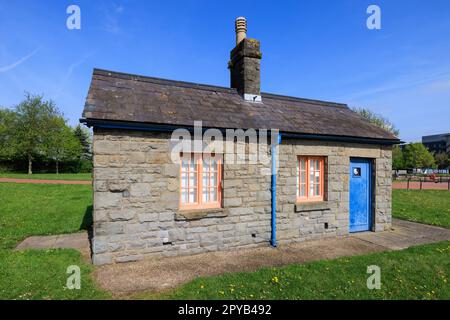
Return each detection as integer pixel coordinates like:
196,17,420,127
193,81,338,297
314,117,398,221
82,69,399,142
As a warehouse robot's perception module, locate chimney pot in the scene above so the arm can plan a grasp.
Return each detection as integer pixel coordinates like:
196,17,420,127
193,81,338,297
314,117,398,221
235,17,247,45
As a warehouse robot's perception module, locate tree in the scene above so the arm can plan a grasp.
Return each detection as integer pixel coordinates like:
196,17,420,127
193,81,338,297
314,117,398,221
12,93,62,174
0,108,17,160
434,152,449,169
392,145,405,170
44,117,82,174
73,125,92,160
352,107,400,137
403,143,435,169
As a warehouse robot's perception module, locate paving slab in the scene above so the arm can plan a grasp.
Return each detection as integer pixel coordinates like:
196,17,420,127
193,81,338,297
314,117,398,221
15,232,90,251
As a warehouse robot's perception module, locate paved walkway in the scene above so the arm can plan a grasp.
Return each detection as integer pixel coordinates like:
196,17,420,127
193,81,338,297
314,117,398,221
15,219,450,295
15,232,91,257
0,178,91,185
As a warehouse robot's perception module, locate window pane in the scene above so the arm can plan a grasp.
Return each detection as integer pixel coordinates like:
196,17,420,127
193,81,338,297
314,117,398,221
181,189,188,203
203,159,210,173
210,172,217,187
203,173,209,188
189,173,197,187
300,158,306,170
202,187,209,202
211,159,218,170
310,160,314,173
181,173,188,187
309,168,315,194
300,184,306,197
189,188,197,203
315,184,320,196
301,171,306,184
182,160,189,172
210,187,217,201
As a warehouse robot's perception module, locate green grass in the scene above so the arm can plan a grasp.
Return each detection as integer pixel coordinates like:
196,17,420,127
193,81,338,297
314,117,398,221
0,183,108,300
142,241,450,300
393,190,450,229
0,249,107,300
0,183,93,249
0,173,92,181
0,183,449,300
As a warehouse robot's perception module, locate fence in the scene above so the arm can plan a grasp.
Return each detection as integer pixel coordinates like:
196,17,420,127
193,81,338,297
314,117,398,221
393,175,450,190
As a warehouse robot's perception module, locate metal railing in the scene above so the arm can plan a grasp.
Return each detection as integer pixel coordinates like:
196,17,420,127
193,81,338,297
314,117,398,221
393,175,450,190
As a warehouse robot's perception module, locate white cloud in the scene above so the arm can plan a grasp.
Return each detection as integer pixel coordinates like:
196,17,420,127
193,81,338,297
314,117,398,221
0,47,39,73
54,52,95,99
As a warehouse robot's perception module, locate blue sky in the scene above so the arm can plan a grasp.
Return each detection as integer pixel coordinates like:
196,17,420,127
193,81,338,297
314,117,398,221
0,0,449,142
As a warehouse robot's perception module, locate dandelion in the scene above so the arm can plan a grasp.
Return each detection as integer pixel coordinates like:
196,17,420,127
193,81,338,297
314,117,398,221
219,290,225,295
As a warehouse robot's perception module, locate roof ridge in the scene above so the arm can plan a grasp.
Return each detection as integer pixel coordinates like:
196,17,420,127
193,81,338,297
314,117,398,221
93,68,235,94
261,92,347,108
93,68,348,108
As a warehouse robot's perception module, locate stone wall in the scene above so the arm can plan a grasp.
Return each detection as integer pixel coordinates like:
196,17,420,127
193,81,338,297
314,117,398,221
276,140,392,243
92,128,271,265
91,128,392,265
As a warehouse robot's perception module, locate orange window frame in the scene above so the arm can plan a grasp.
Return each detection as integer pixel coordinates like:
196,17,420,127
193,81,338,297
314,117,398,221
179,154,222,210
297,156,325,202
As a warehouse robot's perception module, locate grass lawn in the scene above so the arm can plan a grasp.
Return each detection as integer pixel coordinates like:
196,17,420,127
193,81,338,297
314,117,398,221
393,190,450,229
0,183,93,248
0,183,108,299
144,241,450,300
0,173,92,181
0,183,448,300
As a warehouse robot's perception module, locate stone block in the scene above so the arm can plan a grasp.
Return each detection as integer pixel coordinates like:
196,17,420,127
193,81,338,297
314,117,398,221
129,183,150,197
95,192,122,209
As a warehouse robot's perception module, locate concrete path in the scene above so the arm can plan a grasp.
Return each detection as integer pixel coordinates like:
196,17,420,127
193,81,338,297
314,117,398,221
93,219,450,296
15,232,91,257
0,178,91,185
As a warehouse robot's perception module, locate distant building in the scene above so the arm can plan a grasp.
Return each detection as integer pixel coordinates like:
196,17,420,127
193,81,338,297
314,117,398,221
422,133,450,155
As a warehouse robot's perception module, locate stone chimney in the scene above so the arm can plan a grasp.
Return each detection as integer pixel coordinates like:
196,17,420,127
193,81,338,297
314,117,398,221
228,17,262,102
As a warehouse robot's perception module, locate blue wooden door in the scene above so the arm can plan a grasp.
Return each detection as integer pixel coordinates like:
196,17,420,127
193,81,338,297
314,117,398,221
349,158,372,232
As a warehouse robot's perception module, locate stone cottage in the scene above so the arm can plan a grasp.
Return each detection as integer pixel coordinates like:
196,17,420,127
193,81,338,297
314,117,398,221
81,18,399,265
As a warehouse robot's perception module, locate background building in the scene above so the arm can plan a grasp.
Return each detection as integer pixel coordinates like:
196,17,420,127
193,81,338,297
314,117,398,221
422,133,450,155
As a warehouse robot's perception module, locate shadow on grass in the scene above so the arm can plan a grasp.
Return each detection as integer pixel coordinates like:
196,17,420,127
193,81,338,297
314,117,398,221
81,205,94,259
80,205,93,231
